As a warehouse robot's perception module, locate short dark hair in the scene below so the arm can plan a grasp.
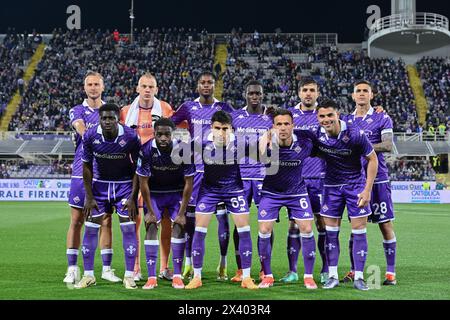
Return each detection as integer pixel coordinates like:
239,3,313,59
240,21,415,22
197,71,217,83
99,103,120,117
154,117,175,131
211,110,232,125
245,79,263,91
298,77,319,91
316,98,339,111
272,108,293,123
354,79,373,89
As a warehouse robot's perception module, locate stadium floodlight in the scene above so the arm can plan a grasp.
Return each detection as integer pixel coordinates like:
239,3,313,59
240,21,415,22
129,0,135,44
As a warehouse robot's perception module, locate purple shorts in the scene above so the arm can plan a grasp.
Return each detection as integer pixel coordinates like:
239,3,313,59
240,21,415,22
320,184,372,220
243,179,263,207
68,177,85,209
188,171,203,207
90,180,133,218
368,182,395,224
304,178,323,214
258,193,313,222
196,189,249,215
143,192,182,223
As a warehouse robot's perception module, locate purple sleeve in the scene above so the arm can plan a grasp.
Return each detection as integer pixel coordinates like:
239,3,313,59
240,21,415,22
381,114,394,135
136,141,151,177
69,106,84,127
223,102,235,113
130,135,141,165
358,130,375,157
81,131,93,163
171,102,189,125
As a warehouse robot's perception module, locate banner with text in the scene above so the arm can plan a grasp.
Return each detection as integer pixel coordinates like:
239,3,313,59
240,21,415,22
0,179,71,201
391,181,450,204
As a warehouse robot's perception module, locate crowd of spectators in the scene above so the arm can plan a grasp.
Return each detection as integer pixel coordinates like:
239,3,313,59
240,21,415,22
416,57,450,134
388,158,436,181
223,33,417,131
1,31,41,120
7,27,214,131
0,159,72,178
49,159,71,175
0,163,10,178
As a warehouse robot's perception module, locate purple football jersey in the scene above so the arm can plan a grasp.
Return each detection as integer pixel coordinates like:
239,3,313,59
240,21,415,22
342,107,393,182
261,134,313,196
289,106,326,179
69,100,101,177
171,99,234,172
232,107,272,180
136,139,195,193
296,120,375,186
82,124,140,181
199,136,244,193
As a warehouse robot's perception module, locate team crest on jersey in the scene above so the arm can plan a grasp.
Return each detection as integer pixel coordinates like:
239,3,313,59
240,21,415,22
93,139,101,145
342,135,350,143
294,146,302,153
366,118,373,124
198,203,206,211
85,111,91,115
260,209,267,217
238,115,245,119
192,106,198,111
73,196,80,204
216,106,222,111
322,205,328,212
262,115,269,121
119,139,127,147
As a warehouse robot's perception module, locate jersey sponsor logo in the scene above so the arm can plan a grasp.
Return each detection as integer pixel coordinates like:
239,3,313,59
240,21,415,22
319,136,326,142
85,111,92,115
304,212,311,217
93,152,127,160
93,139,101,145
318,146,352,156
192,118,211,125
359,209,367,214
237,114,245,119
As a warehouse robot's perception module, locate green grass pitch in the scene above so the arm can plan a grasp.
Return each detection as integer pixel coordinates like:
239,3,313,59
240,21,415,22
0,202,449,300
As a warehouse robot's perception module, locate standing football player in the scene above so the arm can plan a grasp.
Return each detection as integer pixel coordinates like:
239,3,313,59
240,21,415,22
172,71,234,280
64,72,120,285
136,118,194,289
341,80,397,285
75,103,141,289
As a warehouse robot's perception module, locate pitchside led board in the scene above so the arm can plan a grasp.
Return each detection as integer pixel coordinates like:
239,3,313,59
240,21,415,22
0,179,450,204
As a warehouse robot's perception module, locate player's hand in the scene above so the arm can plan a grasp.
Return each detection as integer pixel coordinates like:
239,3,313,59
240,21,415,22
374,105,385,113
124,198,138,221
265,104,278,117
83,197,99,220
144,212,158,225
357,189,371,208
173,213,186,227
259,129,273,155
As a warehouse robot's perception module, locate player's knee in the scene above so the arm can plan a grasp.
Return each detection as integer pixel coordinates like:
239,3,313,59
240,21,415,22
259,224,273,235
145,222,158,239
172,223,184,239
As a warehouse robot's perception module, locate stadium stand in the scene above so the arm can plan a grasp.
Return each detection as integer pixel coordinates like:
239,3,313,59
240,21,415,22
416,57,450,133
6,27,215,132
0,32,38,118
387,157,436,181
222,33,417,132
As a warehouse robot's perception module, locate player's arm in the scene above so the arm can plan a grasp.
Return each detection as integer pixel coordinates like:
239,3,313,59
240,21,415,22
82,162,98,220
358,150,379,208
81,133,98,219
138,176,157,224
123,174,139,221
373,131,393,153
174,174,194,227
72,120,87,136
